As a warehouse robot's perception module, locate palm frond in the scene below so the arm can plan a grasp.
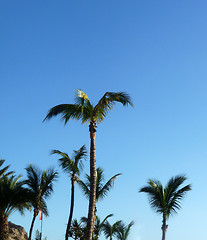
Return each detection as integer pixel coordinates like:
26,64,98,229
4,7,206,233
76,177,90,199
140,179,164,214
0,159,14,178
93,92,133,124
97,172,121,201
41,168,58,199
44,104,87,125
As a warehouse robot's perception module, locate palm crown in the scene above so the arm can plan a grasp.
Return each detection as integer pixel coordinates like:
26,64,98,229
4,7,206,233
139,175,192,219
0,174,32,240
77,167,121,202
0,175,31,218
102,220,122,240
115,221,134,240
51,145,87,177
44,89,133,125
25,165,58,215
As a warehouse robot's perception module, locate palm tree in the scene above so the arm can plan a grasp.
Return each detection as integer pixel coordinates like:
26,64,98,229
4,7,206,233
0,159,14,178
93,215,113,240
77,167,121,211
51,145,87,240
102,220,122,240
69,219,85,240
0,175,31,240
44,89,133,240
139,175,192,240
115,221,134,240
81,214,113,240
25,165,58,240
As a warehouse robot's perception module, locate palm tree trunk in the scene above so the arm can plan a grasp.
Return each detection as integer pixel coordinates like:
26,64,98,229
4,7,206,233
0,216,9,240
161,214,168,240
86,121,97,240
28,209,38,240
65,175,75,240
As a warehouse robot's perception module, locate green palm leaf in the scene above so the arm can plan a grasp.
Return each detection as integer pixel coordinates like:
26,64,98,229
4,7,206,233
77,167,121,202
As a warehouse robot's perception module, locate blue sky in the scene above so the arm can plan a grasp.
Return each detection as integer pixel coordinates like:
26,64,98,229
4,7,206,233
1,0,207,239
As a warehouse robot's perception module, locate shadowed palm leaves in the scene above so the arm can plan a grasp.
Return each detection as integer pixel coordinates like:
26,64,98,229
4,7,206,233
0,159,14,178
51,145,87,240
102,220,122,240
139,175,192,240
69,219,85,240
115,221,134,240
25,165,58,240
44,89,133,240
81,214,113,240
0,175,31,240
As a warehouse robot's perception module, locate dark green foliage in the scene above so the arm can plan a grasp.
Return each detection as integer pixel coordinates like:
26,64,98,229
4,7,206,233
139,175,192,219
77,167,121,202
44,89,133,125
115,221,134,240
0,159,14,178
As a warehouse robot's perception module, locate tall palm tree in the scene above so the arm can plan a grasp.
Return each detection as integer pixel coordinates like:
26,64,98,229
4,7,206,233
139,175,192,240
115,221,134,240
77,167,121,209
102,220,122,240
25,165,58,240
44,89,133,240
51,145,87,240
0,175,31,240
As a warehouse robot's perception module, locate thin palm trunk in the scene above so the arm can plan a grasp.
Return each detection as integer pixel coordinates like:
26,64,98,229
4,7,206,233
0,216,9,240
28,209,38,240
65,174,75,240
86,121,97,240
161,214,168,240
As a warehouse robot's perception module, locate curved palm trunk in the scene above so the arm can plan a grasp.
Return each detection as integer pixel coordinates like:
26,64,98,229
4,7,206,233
65,174,75,240
86,121,97,240
161,214,168,240
0,216,9,240
28,209,38,240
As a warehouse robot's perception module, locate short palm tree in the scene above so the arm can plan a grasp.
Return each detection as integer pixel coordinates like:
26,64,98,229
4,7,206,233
25,165,58,240
51,145,87,240
44,89,133,240
69,219,85,240
139,175,192,240
77,167,121,210
81,214,113,240
102,220,122,240
115,221,134,240
0,175,31,240
0,159,14,178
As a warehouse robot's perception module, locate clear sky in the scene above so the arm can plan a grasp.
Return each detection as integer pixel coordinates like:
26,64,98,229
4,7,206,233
1,0,207,240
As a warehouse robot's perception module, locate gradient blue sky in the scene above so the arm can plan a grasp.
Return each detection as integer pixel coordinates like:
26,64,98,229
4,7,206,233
1,1,207,240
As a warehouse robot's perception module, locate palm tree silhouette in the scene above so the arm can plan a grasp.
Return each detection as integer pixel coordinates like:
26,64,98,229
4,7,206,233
102,220,122,240
139,175,192,240
77,167,121,210
25,165,58,240
44,89,133,240
0,175,31,240
51,145,87,240
115,221,134,240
